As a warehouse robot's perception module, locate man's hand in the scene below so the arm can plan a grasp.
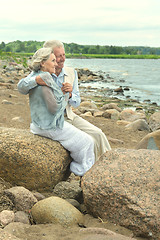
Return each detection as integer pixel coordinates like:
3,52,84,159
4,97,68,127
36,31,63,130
36,76,47,86
61,83,72,98
61,82,72,92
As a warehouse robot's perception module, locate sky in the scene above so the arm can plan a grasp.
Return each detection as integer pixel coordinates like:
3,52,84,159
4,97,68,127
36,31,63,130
1,0,160,47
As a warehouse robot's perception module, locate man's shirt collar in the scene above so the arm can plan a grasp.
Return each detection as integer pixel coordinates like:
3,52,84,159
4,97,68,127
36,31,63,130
51,67,68,78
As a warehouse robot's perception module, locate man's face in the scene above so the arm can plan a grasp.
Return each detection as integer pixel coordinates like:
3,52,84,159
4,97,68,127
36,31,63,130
53,46,65,71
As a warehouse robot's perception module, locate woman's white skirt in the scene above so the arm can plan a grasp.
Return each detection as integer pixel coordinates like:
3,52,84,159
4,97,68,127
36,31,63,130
30,121,95,176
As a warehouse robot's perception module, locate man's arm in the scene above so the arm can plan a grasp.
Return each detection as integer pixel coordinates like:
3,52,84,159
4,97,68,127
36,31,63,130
17,72,47,95
62,70,81,108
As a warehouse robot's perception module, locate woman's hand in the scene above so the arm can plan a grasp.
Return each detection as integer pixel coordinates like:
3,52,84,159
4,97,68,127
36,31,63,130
36,75,47,86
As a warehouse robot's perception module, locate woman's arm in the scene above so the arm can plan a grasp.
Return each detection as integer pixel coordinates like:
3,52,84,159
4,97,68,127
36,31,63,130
17,72,38,95
42,86,58,114
17,72,47,95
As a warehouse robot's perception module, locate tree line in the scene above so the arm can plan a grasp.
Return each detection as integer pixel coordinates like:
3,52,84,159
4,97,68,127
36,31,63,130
0,40,160,55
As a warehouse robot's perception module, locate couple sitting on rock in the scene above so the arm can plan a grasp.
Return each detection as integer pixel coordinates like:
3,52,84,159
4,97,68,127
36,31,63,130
17,39,111,176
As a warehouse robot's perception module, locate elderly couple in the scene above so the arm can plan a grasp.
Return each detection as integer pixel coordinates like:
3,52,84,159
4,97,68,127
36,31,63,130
17,40,111,176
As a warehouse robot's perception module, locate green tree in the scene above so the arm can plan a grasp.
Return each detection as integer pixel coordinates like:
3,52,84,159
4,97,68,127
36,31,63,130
16,41,26,52
5,46,11,52
70,43,80,53
81,46,89,54
64,44,70,53
88,47,97,54
26,44,37,53
109,46,123,54
99,46,110,54
0,41,6,50
95,45,100,52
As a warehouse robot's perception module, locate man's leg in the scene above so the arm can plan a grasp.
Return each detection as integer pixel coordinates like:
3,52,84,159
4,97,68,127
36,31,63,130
66,115,111,161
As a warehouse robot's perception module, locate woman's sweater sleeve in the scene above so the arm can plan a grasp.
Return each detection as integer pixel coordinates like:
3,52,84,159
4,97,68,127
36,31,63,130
42,86,58,114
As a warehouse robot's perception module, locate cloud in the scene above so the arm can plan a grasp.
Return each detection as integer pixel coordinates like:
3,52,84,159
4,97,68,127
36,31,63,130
0,0,160,47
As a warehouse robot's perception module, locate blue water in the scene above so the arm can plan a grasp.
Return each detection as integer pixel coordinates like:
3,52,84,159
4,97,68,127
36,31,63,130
65,58,160,106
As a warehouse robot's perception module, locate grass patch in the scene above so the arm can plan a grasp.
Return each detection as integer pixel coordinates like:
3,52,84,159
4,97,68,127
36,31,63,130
66,53,160,59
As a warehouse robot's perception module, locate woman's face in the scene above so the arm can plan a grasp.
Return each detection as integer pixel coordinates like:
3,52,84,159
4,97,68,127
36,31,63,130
41,53,57,74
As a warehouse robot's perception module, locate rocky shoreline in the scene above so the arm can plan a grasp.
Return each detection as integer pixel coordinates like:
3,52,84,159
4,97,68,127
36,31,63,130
0,58,160,240
76,67,160,108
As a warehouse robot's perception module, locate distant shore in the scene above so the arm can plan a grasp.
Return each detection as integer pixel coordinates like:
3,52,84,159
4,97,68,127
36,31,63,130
1,51,160,60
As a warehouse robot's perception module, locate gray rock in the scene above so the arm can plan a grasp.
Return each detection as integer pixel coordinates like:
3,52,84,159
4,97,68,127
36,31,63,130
93,111,104,117
102,109,120,120
101,103,122,112
136,129,160,150
125,119,150,131
4,186,37,211
31,196,84,226
79,100,98,109
147,137,159,150
148,111,160,131
80,111,93,117
119,109,146,122
82,149,160,239
66,199,81,211
53,180,83,202
0,127,72,191
14,211,30,224
0,210,14,227
32,192,46,201
0,193,14,212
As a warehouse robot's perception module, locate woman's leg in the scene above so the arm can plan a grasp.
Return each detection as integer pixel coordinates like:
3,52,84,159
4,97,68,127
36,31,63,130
30,122,95,176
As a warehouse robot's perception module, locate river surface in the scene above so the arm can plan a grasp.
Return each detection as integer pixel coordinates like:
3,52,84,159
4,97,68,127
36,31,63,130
65,58,160,106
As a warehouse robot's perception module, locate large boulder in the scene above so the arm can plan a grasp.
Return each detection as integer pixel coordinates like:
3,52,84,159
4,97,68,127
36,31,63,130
148,111,160,131
136,129,160,150
78,228,137,240
136,130,160,150
82,149,160,239
0,127,72,191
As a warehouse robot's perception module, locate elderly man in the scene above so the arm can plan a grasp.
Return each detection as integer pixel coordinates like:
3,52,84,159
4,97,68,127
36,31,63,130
18,40,111,162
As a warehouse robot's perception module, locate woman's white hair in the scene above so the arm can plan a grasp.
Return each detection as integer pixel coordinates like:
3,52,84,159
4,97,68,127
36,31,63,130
28,47,53,72
43,40,64,50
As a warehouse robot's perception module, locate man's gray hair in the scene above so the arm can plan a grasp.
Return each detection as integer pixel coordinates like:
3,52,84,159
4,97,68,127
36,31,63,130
28,47,53,72
43,40,64,50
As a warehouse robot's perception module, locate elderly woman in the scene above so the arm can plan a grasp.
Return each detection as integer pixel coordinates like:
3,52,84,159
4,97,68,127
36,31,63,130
21,48,95,176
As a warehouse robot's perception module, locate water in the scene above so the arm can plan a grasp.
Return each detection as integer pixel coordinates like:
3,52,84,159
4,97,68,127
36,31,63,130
65,58,160,106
